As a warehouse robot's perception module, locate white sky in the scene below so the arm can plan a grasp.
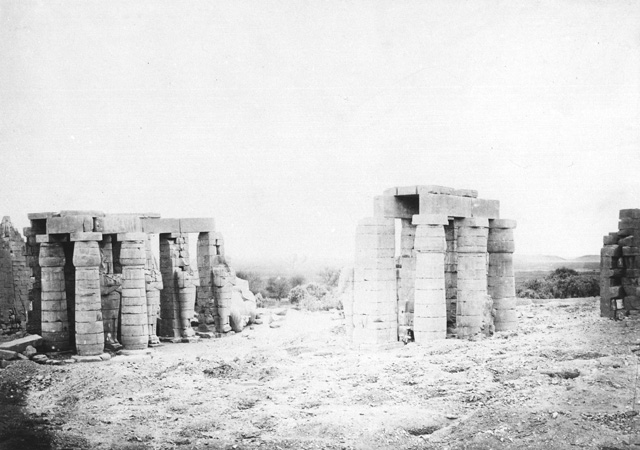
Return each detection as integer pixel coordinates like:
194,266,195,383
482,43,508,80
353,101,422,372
1,0,639,263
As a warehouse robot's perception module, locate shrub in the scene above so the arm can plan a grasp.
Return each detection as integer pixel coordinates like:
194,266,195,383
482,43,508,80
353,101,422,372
516,267,600,299
288,282,341,311
265,277,291,301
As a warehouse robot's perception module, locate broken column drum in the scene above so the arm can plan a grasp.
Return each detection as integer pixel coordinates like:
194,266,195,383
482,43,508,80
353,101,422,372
349,185,517,347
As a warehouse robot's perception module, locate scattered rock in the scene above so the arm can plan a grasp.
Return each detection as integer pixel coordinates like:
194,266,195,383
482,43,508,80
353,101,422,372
23,345,37,358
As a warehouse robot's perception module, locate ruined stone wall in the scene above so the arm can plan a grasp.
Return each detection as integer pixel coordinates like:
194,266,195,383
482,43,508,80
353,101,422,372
0,217,31,333
600,209,640,319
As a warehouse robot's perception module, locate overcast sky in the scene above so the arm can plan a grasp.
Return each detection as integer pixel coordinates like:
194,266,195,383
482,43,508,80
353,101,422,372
1,0,639,264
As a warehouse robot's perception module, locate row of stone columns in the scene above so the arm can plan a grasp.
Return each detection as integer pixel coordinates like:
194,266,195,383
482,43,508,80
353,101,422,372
351,215,516,346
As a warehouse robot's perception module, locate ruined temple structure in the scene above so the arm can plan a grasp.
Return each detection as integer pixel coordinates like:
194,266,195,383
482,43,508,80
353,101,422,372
344,185,517,348
0,217,31,334
600,209,640,319
23,211,246,356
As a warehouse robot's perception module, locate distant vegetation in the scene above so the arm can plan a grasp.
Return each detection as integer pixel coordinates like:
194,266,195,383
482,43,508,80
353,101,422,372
236,266,343,311
516,267,600,299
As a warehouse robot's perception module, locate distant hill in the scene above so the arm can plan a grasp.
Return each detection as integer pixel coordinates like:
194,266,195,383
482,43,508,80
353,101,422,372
514,254,599,272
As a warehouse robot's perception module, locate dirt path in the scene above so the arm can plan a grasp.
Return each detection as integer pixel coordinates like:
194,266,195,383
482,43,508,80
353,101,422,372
2,297,640,449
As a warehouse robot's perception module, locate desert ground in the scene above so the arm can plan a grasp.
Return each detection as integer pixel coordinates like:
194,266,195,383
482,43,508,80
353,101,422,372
1,296,639,450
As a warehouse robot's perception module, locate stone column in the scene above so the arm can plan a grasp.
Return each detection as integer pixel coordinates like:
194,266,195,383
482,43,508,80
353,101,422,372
144,235,162,346
600,232,622,318
118,233,148,350
72,235,104,356
99,235,123,350
488,219,517,331
24,228,42,334
444,223,457,328
352,217,397,347
212,263,233,333
412,214,448,343
397,219,416,339
456,218,490,338
39,242,70,351
196,232,217,334
159,233,198,340
159,233,180,339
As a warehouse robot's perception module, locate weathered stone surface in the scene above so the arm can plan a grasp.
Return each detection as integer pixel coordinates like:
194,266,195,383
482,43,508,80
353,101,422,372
0,334,43,353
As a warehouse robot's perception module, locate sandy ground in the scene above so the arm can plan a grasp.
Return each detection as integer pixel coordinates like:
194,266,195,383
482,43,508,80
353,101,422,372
2,297,640,450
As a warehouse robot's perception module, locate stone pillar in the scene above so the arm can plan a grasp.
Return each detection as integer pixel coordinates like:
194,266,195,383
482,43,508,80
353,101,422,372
144,236,162,346
0,217,30,333
212,262,233,333
159,233,198,340
352,217,397,347
196,232,217,334
488,219,517,331
412,214,448,343
72,236,104,356
444,222,457,327
39,243,70,351
24,228,42,334
159,234,180,339
600,232,622,318
397,219,416,339
118,234,148,350
456,218,490,338
99,235,123,350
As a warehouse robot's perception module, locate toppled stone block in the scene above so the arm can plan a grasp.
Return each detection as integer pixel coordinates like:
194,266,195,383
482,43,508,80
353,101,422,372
0,334,43,353
0,349,18,360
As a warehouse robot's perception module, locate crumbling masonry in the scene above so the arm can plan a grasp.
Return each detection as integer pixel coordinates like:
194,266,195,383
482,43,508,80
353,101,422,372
345,185,517,347
600,209,640,319
0,217,31,334
20,211,246,355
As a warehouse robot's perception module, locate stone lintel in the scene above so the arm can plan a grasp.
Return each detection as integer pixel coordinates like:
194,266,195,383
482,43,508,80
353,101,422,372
96,215,142,233
412,214,449,225
373,196,415,219
27,212,57,220
117,232,147,242
36,234,69,243
70,232,103,242
46,215,94,234
470,198,500,219
416,185,455,196
396,185,418,196
452,189,478,198
59,210,106,217
141,218,180,234
382,187,397,196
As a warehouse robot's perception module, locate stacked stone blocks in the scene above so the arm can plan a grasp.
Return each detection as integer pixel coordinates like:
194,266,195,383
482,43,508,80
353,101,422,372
600,209,640,319
0,217,31,334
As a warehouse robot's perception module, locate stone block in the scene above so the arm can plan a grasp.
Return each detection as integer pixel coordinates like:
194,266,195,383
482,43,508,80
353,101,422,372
75,310,102,323
419,193,472,217
28,212,56,220
414,298,446,316
141,218,180,234
621,209,640,219
373,196,415,219
76,321,104,335
96,215,143,233
623,247,640,256
610,286,624,298
416,185,455,195
73,241,101,267
117,232,146,242
397,185,418,196
46,215,94,234
354,257,396,270
70,232,103,242
603,233,620,245
413,316,446,332
413,330,446,343
456,217,489,228
383,187,398,196
471,199,500,219
0,349,18,360
601,246,622,257
453,188,478,198
414,288,446,304
411,214,449,225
